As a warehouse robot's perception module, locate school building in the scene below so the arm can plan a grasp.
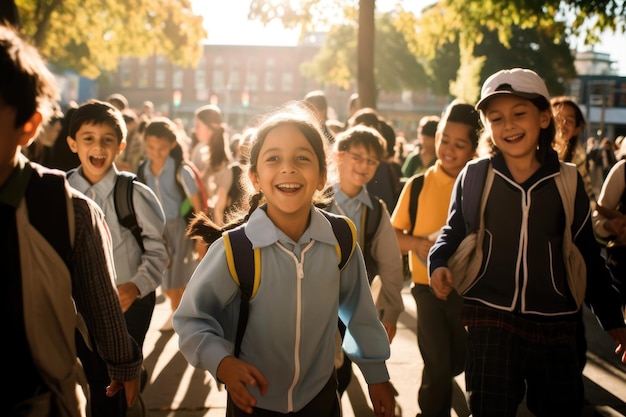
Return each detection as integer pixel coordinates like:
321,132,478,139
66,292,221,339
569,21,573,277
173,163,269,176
92,40,625,142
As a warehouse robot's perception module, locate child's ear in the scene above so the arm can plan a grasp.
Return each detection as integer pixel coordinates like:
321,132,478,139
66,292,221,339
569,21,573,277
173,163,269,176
18,112,43,146
540,109,552,129
118,140,127,154
66,136,78,153
316,171,327,191
335,149,345,164
248,170,261,192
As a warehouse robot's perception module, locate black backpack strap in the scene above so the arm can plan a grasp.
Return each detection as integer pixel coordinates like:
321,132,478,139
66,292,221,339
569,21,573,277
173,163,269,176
114,171,144,252
461,159,491,233
407,174,425,235
136,159,147,184
321,210,356,270
364,195,382,246
223,225,257,358
25,164,72,268
362,196,383,282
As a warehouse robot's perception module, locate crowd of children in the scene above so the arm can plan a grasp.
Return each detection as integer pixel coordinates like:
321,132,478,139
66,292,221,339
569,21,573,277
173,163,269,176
7,18,626,417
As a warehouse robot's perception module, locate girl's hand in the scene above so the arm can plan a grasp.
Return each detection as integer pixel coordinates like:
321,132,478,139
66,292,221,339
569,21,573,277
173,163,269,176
217,356,268,414
430,267,453,300
368,381,395,417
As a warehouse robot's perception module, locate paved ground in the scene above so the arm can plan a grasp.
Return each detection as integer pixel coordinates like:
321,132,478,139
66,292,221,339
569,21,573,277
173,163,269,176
137,283,626,417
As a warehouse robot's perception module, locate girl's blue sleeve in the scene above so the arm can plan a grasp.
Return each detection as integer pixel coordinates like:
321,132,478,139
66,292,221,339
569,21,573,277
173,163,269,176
338,245,391,385
173,239,240,378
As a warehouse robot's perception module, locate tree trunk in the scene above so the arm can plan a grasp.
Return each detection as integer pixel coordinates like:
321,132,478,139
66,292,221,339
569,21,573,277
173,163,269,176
357,0,377,109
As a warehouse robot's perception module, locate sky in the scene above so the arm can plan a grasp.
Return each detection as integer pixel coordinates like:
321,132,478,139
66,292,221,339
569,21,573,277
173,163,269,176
190,0,626,76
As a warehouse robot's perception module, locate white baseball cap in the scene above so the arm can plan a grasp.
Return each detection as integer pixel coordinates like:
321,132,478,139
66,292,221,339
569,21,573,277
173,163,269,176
476,68,550,110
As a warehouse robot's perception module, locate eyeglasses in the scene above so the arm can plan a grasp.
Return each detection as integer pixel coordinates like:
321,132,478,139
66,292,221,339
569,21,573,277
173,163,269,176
347,151,380,167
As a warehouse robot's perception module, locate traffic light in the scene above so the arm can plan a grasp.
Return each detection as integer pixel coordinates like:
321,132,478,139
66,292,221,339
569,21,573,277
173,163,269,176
241,91,249,108
172,90,182,107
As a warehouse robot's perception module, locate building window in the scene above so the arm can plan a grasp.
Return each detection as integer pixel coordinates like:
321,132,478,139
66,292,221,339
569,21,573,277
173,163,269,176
196,56,207,91
229,61,240,91
212,55,225,92
281,72,293,92
138,58,149,88
155,56,166,89
172,68,184,89
248,73,258,92
265,58,275,92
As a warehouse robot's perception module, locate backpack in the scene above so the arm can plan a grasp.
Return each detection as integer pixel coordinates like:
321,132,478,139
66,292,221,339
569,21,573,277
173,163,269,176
407,173,425,235
222,210,357,358
448,158,586,305
322,186,382,283
67,169,145,252
362,195,383,282
20,163,90,417
137,159,209,222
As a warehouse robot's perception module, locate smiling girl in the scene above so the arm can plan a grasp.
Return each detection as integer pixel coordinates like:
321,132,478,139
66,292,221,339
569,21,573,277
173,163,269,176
173,101,396,417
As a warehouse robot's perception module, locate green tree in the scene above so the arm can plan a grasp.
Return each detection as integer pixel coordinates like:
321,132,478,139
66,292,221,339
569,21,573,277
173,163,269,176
301,12,426,97
249,0,380,108
15,0,206,78
249,0,622,107
400,0,623,101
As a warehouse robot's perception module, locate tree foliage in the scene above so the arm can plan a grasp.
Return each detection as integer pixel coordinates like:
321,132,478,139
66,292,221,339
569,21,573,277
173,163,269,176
301,12,426,95
15,0,206,78
250,0,620,104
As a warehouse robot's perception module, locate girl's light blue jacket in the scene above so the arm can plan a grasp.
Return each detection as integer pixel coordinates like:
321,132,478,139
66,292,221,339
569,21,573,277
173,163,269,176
174,205,391,413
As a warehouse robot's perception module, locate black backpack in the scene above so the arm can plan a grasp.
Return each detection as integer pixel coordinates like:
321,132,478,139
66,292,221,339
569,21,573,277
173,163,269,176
362,195,383,282
67,169,145,252
223,210,357,358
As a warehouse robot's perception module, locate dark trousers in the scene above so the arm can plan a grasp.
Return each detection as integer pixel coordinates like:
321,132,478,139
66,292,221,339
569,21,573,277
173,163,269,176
77,291,155,417
465,324,583,417
412,284,467,417
226,373,340,417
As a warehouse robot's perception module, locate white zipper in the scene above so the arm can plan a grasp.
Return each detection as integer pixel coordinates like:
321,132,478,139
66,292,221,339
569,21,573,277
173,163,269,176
276,240,314,411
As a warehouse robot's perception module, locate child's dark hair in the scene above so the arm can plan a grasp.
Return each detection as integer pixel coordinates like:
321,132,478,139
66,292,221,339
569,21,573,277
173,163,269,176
419,116,440,138
479,96,555,163
439,100,482,149
551,96,585,162
224,101,329,228
68,99,127,144
144,116,184,165
195,104,231,169
186,211,223,247
335,125,387,160
348,107,382,132
0,24,59,129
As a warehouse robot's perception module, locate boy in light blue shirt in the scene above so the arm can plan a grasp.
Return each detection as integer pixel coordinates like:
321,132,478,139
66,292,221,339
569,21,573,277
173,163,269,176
66,99,168,417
